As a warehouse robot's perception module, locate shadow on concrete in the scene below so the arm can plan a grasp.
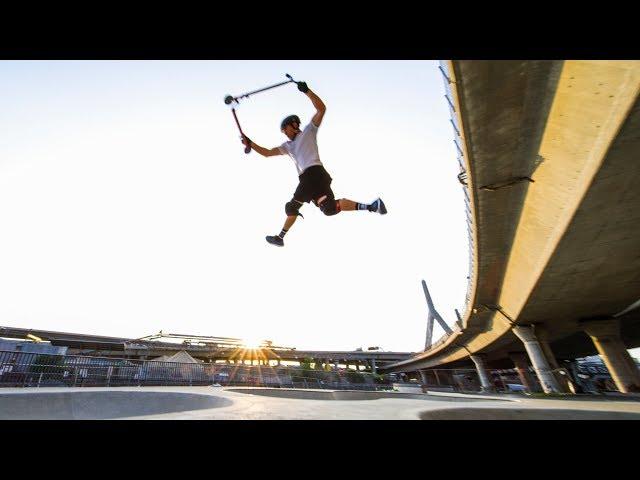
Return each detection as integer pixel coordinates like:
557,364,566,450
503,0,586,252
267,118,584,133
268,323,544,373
420,408,640,420
0,390,232,419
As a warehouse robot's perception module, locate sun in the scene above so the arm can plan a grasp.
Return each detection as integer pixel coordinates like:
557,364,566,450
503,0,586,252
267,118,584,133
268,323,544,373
242,337,264,349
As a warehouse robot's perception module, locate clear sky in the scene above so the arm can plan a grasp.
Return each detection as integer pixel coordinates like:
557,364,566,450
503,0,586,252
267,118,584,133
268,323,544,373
1,59,638,360
0,60,471,352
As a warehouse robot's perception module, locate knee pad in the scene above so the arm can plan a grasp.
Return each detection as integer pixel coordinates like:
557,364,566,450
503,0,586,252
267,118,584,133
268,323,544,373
285,199,304,218
316,194,341,216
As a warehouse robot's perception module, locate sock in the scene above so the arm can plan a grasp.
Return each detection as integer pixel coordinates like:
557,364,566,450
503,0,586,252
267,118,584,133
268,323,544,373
356,202,370,211
278,228,288,239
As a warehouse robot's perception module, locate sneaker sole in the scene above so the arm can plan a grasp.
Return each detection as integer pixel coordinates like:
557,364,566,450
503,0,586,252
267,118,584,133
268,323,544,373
266,237,284,247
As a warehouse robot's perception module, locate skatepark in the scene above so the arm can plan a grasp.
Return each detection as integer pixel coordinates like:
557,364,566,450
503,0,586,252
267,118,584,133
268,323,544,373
2,386,640,420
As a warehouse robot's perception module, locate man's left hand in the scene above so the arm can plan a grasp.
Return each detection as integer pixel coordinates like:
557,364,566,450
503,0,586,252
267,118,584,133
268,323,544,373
297,81,309,93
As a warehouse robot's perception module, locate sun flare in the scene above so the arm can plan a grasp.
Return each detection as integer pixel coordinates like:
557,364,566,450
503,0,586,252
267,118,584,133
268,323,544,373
242,337,264,349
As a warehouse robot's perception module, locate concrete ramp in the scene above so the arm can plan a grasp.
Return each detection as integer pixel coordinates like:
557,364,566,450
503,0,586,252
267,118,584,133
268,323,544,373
420,408,640,420
0,390,232,419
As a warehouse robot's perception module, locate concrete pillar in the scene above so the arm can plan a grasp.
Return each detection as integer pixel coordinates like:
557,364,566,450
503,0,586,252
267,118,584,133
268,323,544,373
334,360,339,370
582,319,640,393
509,352,537,392
535,326,572,393
419,370,428,385
371,358,377,374
277,359,281,366
512,325,562,393
469,354,494,392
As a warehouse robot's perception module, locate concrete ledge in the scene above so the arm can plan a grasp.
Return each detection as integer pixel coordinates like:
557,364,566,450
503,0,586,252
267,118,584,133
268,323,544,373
225,387,506,402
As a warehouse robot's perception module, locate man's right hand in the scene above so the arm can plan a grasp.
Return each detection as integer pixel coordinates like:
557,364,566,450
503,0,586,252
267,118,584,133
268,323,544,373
241,135,251,147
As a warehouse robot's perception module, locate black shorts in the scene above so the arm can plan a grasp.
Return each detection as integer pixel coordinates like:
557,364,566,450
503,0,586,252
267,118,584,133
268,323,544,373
293,165,334,203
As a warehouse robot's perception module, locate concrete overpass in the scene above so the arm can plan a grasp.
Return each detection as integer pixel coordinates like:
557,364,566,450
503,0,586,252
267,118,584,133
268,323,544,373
381,60,640,393
0,326,412,372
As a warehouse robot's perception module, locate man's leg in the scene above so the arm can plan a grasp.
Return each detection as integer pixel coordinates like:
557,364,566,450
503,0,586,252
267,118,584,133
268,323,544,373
266,199,304,247
338,198,387,214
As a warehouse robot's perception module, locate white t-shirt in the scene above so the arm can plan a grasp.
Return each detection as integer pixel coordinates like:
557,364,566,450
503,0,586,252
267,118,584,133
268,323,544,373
278,121,323,175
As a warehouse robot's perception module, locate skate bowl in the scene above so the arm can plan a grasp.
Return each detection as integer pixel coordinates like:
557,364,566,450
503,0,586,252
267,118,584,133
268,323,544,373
0,390,232,420
419,407,640,420
225,388,506,402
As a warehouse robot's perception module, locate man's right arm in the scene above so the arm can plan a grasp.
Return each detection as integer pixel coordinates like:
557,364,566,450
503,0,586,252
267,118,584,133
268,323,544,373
241,136,283,157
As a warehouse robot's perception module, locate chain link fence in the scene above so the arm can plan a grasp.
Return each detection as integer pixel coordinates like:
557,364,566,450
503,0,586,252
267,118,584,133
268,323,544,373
0,350,401,390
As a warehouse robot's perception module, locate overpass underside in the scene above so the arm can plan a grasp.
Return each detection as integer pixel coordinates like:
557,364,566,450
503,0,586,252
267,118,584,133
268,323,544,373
383,61,640,392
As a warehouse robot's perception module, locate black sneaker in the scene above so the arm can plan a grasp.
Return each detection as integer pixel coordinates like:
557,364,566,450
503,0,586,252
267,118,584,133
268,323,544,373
266,235,284,247
369,198,387,215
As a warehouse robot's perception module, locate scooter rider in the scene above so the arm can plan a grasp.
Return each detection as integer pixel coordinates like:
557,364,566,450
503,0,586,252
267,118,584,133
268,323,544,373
241,79,387,247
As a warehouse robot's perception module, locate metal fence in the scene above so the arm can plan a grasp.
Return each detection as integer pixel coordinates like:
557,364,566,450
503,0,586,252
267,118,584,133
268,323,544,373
0,350,398,390
406,367,545,394
412,365,611,394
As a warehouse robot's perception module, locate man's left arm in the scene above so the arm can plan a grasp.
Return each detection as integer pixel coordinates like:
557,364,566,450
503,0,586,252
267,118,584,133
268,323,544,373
297,81,326,127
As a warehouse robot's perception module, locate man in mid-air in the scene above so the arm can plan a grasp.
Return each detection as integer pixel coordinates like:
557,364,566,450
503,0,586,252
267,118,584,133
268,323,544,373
241,79,386,247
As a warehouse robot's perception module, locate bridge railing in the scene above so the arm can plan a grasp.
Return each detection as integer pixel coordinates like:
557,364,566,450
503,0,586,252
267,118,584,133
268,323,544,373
433,60,474,344
0,350,399,390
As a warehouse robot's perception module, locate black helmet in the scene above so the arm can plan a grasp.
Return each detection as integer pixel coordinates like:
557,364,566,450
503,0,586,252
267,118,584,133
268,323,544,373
281,114,301,131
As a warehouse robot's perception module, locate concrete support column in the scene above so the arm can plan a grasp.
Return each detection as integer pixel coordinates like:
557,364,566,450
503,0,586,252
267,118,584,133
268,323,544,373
582,319,640,393
535,326,572,393
512,325,562,393
469,354,494,392
276,359,281,366
509,352,537,392
418,370,428,385
371,359,377,375
334,360,339,370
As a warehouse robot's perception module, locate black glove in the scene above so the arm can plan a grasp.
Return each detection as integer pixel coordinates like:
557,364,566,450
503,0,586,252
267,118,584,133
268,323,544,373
297,81,309,93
